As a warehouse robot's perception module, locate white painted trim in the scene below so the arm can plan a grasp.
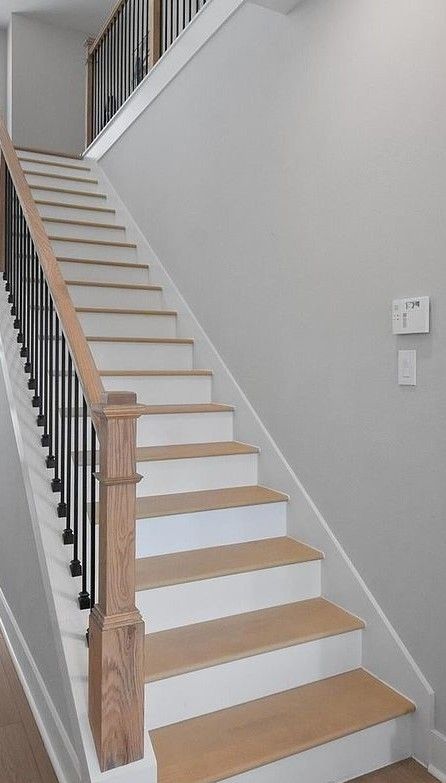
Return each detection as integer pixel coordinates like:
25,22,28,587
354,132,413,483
84,0,247,160
95,161,435,763
429,731,446,781
0,590,81,783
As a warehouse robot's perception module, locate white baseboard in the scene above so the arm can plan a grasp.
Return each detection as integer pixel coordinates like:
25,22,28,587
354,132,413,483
429,731,446,781
0,588,81,783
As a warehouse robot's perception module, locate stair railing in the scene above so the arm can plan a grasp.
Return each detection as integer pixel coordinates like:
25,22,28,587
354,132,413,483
85,0,208,146
0,116,145,772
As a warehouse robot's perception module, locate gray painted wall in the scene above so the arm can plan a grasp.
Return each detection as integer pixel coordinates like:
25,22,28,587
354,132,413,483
9,14,85,153
101,0,446,733
0,351,75,741
0,27,6,118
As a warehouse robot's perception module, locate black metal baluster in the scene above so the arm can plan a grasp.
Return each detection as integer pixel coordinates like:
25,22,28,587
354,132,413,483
41,282,50,445
58,333,67,518
45,297,55,463
29,249,38,393
23,231,32,370
70,373,82,576
17,207,24,343
52,316,62,492
36,268,45,420
90,423,97,609
64,354,74,544
79,395,90,609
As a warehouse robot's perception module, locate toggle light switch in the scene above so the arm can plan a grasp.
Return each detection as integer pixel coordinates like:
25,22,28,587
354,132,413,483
398,350,416,386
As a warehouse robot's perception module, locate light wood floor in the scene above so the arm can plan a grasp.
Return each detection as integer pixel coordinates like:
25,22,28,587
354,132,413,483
351,759,436,782
0,629,58,783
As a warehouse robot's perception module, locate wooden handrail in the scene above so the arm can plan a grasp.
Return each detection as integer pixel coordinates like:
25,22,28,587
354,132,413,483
0,114,105,408
89,0,128,57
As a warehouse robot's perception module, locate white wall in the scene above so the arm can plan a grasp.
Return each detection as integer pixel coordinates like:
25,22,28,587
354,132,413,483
100,0,446,737
9,14,85,152
0,27,6,118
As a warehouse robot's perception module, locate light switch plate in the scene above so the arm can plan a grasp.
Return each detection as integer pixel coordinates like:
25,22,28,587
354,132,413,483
398,350,416,386
392,296,430,334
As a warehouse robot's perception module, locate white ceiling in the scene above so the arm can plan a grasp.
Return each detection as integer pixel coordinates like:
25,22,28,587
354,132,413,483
0,0,117,35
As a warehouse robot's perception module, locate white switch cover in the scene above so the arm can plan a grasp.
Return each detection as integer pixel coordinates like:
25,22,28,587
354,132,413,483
392,296,430,334
398,350,416,386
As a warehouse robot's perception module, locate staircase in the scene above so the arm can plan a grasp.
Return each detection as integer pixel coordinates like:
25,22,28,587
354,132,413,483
15,146,415,782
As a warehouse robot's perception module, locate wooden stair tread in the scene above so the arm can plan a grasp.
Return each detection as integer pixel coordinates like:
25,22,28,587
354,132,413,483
66,280,161,291
58,256,147,269
144,597,360,681
15,145,81,159
100,369,212,377
18,156,91,171
30,185,107,198
87,336,193,345
139,403,234,414
150,669,415,783
48,235,136,248
37,200,115,213
135,485,288,519
137,536,322,591
135,441,258,462
76,306,175,315
43,217,125,229
23,169,98,184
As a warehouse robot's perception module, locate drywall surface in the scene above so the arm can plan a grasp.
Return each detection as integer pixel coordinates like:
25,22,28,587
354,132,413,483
0,27,6,118
100,0,446,733
8,14,85,152
0,329,79,749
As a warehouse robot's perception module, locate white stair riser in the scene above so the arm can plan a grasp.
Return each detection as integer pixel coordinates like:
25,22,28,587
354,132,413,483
102,374,213,405
25,173,99,192
42,220,126,241
137,561,321,630
137,411,234,446
17,150,83,165
37,203,117,224
50,239,137,262
59,260,150,285
21,161,94,178
89,341,192,371
67,285,162,310
146,631,362,729
136,502,287,557
222,717,413,783
137,453,258,496
30,188,108,208
77,311,176,338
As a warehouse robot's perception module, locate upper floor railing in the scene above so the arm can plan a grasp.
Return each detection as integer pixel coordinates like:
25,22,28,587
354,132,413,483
0,116,145,772
85,0,207,145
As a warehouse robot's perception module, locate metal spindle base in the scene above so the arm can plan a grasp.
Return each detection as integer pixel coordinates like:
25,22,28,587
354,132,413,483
70,560,82,577
37,413,45,426
17,332,23,343
20,346,27,358
13,316,19,327
24,362,32,374
58,503,68,519
51,477,62,493
78,592,91,611
41,433,50,447
62,527,73,543
28,377,37,390
46,454,56,468
8,294,13,304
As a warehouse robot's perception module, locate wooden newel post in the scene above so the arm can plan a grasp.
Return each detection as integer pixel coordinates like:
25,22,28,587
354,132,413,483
149,0,162,69
84,38,95,149
88,391,145,772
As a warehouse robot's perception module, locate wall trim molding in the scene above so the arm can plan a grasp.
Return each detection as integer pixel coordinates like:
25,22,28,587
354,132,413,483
429,731,446,782
0,589,81,783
